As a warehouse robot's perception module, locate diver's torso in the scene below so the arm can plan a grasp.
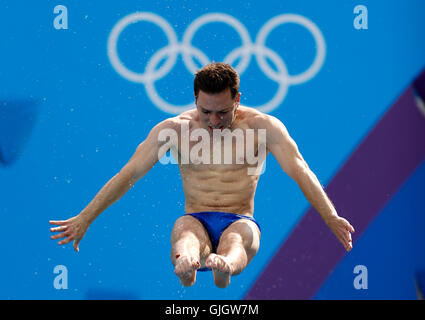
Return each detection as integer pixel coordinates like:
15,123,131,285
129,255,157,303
173,107,267,216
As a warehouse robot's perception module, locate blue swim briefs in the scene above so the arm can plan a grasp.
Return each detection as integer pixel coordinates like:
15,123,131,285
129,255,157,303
184,211,261,272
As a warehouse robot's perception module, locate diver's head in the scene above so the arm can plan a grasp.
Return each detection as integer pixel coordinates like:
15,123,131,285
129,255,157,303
194,62,241,131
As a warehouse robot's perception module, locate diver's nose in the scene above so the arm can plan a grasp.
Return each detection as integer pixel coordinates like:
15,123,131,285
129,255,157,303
209,113,221,127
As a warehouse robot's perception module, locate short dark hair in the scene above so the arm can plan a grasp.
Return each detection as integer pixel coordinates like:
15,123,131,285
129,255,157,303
194,62,240,100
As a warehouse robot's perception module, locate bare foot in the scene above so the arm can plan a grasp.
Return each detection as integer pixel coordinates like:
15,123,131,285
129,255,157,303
174,255,200,287
205,254,234,288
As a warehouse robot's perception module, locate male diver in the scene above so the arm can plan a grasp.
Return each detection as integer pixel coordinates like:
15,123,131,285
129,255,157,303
50,62,354,288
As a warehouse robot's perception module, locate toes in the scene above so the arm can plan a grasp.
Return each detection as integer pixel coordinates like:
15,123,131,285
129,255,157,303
192,259,201,270
205,254,216,269
206,254,233,274
175,256,200,274
174,256,199,287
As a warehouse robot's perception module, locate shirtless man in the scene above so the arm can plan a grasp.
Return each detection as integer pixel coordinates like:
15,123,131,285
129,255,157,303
50,62,355,289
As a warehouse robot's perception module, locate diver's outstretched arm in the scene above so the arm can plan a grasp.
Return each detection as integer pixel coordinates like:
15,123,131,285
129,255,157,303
49,117,178,251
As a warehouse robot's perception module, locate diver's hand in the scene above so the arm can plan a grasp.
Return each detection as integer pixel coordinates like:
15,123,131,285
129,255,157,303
324,215,355,251
49,215,90,252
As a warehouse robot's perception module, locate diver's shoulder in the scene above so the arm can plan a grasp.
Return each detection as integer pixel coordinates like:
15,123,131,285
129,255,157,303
175,108,198,122
238,105,276,128
158,109,197,128
157,109,200,132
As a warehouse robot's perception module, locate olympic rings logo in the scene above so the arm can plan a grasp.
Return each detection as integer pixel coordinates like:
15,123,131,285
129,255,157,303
107,12,326,114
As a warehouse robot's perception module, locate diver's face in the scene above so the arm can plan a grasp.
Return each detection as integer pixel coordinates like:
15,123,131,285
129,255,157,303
196,88,240,132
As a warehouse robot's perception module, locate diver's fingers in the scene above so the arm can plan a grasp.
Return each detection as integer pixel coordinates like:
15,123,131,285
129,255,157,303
49,220,68,226
73,239,81,252
51,232,68,240
58,236,74,246
50,226,67,233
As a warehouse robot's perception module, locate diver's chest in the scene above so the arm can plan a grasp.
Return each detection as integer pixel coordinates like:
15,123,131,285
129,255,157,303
178,134,261,166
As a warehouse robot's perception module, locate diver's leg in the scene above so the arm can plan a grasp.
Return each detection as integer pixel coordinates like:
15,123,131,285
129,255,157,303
206,219,260,288
170,215,212,286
